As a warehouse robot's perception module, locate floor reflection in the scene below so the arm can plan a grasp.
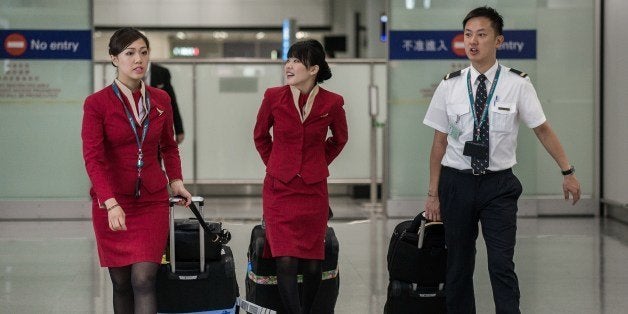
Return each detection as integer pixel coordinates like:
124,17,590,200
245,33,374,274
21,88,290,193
2,200,628,313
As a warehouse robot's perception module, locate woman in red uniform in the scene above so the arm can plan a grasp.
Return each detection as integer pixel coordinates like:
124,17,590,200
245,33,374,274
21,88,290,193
254,39,348,314
82,28,191,313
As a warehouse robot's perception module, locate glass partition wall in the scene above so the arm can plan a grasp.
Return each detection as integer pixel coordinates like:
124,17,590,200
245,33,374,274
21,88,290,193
94,60,386,194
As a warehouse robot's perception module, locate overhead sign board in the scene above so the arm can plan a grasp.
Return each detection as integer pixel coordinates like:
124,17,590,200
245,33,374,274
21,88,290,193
389,30,536,60
1,30,92,60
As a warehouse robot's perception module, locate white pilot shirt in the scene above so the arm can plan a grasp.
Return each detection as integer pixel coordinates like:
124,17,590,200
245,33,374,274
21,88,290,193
423,62,547,171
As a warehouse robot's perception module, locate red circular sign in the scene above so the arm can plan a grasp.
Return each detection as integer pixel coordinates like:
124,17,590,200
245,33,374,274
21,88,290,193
4,33,27,57
451,33,466,57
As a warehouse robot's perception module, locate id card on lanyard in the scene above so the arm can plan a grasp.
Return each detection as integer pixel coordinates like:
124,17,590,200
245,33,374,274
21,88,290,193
112,82,151,198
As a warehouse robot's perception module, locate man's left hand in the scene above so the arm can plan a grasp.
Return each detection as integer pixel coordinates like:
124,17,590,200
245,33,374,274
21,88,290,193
563,175,581,205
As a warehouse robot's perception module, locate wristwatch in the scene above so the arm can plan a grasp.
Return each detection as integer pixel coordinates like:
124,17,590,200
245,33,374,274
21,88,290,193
561,165,575,176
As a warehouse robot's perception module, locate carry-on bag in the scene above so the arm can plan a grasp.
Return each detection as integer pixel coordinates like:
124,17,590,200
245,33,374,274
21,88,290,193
245,224,340,314
384,212,447,314
156,197,239,313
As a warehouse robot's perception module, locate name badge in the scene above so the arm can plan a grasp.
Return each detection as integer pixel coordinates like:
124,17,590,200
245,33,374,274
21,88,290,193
448,115,462,140
449,122,461,140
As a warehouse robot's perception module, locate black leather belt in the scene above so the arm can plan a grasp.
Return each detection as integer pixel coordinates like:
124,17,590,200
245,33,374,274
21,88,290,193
443,166,512,176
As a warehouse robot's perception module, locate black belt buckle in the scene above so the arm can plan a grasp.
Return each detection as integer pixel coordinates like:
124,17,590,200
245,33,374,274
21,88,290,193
472,169,485,176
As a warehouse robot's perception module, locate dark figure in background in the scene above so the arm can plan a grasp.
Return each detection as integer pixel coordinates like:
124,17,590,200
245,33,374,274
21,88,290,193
82,27,192,314
146,62,185,144
422,6,581,314
254,39,348,314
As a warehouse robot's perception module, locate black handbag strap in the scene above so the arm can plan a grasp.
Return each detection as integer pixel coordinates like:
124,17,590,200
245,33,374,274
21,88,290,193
188,201,231,244
220,228,232,244
188,201,212,234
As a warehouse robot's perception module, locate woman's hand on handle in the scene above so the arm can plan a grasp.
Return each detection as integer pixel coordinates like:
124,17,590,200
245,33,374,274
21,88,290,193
170,180,192,206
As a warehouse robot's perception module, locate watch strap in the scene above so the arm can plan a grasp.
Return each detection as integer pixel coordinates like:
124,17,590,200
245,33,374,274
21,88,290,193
561,165,575,176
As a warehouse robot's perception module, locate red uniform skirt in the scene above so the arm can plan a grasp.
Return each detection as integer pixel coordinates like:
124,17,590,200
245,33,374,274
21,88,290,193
262,174,329,260
92,187,169,267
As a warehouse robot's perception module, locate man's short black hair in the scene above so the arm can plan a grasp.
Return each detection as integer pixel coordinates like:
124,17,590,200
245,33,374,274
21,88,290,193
463,6,504,36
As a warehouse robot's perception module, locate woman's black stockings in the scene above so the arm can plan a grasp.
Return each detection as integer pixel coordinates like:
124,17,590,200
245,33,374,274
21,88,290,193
275,256,322,314
108,262,159,314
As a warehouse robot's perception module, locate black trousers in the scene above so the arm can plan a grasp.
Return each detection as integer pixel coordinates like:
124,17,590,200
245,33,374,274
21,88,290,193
439,166,523,314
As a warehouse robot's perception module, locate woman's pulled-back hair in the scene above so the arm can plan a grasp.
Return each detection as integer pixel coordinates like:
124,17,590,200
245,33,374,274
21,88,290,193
287,39,332,83
108,27,149,57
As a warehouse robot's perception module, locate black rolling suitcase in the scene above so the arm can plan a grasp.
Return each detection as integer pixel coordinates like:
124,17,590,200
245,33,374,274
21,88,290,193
384,212,447,314
245,224,340,314
156,197,238,313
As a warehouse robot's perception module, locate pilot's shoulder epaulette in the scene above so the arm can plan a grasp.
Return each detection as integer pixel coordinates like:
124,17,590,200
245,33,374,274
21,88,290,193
509,68,528,78
443,70,462,80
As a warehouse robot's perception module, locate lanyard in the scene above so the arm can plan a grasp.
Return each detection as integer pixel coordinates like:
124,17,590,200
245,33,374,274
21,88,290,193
466,65,501,140
111,82,151,197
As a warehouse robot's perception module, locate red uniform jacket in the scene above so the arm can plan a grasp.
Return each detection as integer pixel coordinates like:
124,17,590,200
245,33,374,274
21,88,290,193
82,84,182,203
254,85,348,184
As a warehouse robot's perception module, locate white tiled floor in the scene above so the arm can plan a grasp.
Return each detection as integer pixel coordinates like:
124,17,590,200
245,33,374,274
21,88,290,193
1,197,628,313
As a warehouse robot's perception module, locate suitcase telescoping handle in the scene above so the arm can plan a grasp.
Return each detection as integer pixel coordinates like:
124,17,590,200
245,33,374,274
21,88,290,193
169,196,205,207
407,211,426,234
168,196,206,273
409,211,443,249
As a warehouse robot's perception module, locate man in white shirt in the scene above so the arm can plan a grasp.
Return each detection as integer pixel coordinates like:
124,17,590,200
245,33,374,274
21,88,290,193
422,6,581,314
